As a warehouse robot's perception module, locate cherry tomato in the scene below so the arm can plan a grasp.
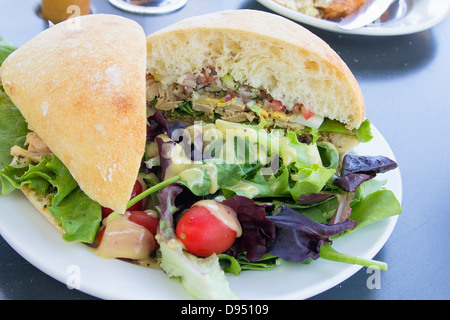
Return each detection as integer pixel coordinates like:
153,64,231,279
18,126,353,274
301,105,315,120
175,206,237,257
128,210,159,235
101,180,147,219
128,179,147,211
97,211,159,248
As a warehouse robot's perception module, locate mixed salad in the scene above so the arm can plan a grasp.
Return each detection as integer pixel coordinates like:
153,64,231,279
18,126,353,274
0,37,401,299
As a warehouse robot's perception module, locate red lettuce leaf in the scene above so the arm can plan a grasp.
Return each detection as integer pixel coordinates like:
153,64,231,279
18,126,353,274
341,154,397,176
328,192,354,224
156,183,184,233
333,173,375,192
147,111,168,142
296,193,336,205
333,154,397,192
155,137,176,181
222,196,276,262
266,204,357,262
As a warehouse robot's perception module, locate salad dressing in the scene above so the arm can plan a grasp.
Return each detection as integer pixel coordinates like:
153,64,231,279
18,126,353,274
156,133,223,194
193,200,242,237
221,181,260,199
95,212,156,260
135,256,159,269
158,133,196,178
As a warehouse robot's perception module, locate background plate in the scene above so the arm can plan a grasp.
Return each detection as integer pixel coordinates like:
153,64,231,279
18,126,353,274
256,0,450,36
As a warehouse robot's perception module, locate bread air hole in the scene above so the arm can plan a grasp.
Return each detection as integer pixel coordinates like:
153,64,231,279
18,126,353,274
304,60,319,71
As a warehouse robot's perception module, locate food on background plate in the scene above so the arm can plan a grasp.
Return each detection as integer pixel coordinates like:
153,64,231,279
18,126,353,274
272,0,366,20
0,10,401,300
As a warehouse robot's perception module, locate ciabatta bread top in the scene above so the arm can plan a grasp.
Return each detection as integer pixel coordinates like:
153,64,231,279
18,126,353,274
146,10,364,129
0,14,147,213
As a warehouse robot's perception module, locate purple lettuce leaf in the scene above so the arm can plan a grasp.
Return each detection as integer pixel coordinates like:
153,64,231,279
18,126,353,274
156,184,184,236
341,154,397,176
147,111,169,142
328,192,355,224
147,110,188,141
333,154,398,192
155,137,175,181
266,204,357,262
222,196,276,262
333,173,375,192
296,193,336,206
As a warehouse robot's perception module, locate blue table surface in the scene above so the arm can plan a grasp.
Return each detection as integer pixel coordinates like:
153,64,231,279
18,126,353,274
1,0,449,300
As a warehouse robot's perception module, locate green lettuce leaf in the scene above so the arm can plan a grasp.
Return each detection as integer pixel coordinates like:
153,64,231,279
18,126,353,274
158,241,238,299
0,88,30,170
350,189,402,230
18,155,78,206
222,165,290,199
0,37,30,170
0,36,17,65
319,118,373,143
0,165,29,195
219,253,281,276
49,187,101,243
0,155,101,243
212,120,335,201
319,242,388,270
288,163,335,199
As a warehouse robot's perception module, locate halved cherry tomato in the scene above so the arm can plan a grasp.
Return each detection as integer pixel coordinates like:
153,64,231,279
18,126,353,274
128,210,159,236
301,105,315,120
97,210,158,247
101,179,147,219
175,205,237,257
128,180,147,211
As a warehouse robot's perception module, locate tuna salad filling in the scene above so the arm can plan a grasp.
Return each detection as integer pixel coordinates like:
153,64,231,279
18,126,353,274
146,66,325,130
146,66,373,155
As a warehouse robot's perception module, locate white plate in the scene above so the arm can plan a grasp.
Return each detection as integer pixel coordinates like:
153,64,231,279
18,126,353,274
256,0,450,36
0,124,402,300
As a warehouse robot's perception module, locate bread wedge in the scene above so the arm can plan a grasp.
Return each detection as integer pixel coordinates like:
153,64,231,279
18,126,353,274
1,14,147,214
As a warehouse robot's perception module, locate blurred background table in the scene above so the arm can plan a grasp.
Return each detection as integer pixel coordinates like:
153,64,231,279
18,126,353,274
1,0,449,300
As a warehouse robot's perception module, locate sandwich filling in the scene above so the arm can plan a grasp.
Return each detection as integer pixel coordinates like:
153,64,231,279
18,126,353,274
147,66,324,130
146,66,370,156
